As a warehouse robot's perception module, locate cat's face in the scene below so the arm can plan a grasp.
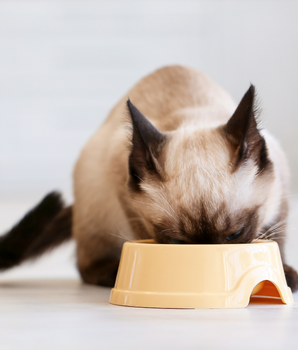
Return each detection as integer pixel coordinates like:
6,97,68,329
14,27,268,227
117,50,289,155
126,86,274,244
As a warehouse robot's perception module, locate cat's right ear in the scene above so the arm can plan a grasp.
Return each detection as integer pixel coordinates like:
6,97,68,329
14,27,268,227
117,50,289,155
223,85,269,171
127,99,166,190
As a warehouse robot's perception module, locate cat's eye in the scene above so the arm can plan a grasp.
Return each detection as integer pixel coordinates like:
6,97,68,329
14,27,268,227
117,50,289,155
226,230,243,241
170,238,187,244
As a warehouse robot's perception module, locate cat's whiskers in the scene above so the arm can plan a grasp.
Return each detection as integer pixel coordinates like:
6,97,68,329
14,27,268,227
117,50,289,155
265,230,285,240
107,230,129,241
280,194,298,200
129,198,176,221
116,216,144,227
136,175,177,217
255,223,298,242
259,212,296,238
259,219,287,237
115,217,144,238
253,219,288,242
256,229,284,241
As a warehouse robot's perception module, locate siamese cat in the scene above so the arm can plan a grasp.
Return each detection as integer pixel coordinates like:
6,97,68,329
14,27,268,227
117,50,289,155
0,65,297,291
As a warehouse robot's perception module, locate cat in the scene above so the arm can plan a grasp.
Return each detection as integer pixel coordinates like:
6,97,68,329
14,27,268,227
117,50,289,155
0,65,297,291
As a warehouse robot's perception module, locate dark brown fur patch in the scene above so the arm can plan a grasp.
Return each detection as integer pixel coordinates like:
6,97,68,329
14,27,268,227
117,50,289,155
78,257,119,287
127,99,167,191
222,85,271,173
154,203,260,245
283,264,298,292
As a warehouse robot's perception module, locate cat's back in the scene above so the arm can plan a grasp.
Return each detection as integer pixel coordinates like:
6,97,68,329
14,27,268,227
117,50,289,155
75,66,236,183
106,65,236,132
74,66,237,189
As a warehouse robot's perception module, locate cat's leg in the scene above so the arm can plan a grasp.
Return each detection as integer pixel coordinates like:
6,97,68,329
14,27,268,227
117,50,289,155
283,263,298,292
277,237,298,292
72,190,130,287
75,230,123,287
274,240,298,292
78,251,120,287
273,200,298,292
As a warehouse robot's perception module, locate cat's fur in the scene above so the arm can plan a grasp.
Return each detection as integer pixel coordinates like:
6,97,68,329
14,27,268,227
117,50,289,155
1,65,297,290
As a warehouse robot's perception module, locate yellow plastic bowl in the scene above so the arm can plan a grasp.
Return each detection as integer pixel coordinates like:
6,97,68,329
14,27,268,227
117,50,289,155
109,239,293,309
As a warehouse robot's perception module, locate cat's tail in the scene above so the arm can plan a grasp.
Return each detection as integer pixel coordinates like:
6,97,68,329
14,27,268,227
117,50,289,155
0,192,72,270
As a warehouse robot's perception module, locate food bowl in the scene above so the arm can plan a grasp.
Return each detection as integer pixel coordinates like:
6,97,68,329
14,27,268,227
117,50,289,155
109,239,293,309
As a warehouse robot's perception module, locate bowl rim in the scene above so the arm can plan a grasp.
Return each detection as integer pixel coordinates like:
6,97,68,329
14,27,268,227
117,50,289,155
125,239,276,247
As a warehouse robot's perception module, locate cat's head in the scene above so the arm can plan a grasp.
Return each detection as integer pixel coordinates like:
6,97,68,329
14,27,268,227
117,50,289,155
126,86,274,244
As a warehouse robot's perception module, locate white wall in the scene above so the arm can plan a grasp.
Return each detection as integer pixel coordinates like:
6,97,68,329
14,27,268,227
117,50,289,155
1,0,298,202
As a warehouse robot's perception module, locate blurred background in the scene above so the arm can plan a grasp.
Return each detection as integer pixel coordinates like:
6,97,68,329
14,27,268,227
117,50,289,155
0,0,298,279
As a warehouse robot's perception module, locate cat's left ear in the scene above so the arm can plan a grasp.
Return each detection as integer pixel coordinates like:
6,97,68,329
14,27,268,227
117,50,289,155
224,85,269,170
127,100,166,189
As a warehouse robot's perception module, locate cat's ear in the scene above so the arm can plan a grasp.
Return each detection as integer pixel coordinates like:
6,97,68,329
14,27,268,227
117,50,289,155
224,85,269,170
127,99,166,189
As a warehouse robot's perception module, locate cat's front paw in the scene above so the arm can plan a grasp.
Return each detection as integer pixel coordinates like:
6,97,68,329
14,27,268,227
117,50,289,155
283,264,298,292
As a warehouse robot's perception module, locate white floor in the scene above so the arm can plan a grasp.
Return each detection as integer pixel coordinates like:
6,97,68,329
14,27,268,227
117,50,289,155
0,197,298,350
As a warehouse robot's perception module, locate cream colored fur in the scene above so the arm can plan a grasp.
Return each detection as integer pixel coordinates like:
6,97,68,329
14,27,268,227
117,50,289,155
73,66,289,271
